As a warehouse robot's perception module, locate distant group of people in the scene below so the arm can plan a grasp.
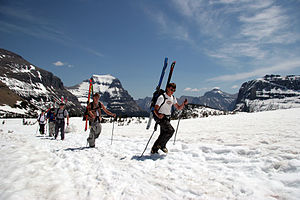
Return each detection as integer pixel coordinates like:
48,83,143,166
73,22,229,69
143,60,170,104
37,102,69,140
36,93,116,147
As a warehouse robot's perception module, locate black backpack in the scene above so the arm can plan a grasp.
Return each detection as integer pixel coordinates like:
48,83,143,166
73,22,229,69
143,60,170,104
150,89,168,121
56,108,66,120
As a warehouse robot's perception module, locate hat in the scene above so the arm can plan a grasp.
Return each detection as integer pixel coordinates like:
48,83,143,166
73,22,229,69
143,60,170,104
59,102,65,106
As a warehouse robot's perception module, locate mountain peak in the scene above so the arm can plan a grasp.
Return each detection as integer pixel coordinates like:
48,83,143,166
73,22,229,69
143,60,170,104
92,74,116,84
68,74,147,116
211,88,223,94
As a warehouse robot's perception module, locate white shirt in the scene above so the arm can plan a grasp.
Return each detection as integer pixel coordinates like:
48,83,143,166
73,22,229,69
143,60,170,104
155,93,177,115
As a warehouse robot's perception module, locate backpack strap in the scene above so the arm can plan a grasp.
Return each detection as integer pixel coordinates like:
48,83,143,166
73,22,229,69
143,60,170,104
157,93,168,113
90,102,101,111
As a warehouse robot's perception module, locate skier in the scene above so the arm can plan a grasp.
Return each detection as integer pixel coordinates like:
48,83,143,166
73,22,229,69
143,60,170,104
151,83,188,154
46,108,56,137
54,103,69,140
37,110,47,135
86,93,116,148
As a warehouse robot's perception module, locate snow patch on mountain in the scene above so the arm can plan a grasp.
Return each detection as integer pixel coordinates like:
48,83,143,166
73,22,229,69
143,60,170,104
235,75,300,112
67,74,117,107
0,48,83,117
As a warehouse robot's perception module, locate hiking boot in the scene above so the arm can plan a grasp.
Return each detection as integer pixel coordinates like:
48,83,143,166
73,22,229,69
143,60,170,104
89,145,95,148
151,148,158,154
161,147,168,153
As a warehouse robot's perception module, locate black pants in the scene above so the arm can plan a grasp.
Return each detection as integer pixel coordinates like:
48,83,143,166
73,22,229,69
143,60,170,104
152,118,175,151
39,124,45,135
55,120,65,140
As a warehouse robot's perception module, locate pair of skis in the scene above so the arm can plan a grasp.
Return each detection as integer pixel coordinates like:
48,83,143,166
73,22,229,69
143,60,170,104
146,58,176,130
85,78,94,131
141,57,176,157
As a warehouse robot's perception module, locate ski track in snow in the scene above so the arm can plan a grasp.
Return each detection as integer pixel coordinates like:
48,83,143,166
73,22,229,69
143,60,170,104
1,108,300,200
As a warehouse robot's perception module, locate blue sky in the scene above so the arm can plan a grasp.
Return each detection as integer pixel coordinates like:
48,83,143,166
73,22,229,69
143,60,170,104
1,0,300,99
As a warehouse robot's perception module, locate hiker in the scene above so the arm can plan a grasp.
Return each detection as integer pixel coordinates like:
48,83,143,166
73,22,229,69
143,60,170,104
54,103,69,140
46,108,56,137
87,93,116,148
151,83,188,154
37,110,47,135
23,118,28,125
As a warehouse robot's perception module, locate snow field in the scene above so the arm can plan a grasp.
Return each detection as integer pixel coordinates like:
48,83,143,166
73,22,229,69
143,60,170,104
0,108,300,200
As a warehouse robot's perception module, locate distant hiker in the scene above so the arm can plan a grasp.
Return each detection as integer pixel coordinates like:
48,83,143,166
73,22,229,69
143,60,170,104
23,118,27,125
151,83,188,154
37,110,47,135
46,108,56,137
54,103,69,140
87,93,116,148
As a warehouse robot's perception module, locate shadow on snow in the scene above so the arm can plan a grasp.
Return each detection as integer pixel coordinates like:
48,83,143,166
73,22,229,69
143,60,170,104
131,154,166,161
64,147,96,151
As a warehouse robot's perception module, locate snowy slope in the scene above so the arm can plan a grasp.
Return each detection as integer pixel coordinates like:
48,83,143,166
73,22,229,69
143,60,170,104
0,48,83,117
1,108,300,199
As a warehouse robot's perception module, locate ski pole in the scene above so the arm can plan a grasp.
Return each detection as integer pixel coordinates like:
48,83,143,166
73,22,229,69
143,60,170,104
173,100,187,145
173,116,181,145
140,122,158,157
110,117,115,145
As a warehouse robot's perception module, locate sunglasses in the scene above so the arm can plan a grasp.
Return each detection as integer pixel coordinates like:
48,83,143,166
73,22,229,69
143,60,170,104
170,88,176,92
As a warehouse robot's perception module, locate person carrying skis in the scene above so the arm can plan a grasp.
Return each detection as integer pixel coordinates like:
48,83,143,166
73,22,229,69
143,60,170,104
37,110,47,135
87,93,116,148
151,83,188,154
54,103,69,140
46,108,56,137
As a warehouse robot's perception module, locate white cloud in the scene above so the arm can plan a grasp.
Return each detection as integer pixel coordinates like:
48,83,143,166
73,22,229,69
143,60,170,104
184,87,209,92
232,85,239,89
145,8,192,43
152,0,300,68
53,61,65,67
208,59,300,82
84,48,104,58
53,61,73,67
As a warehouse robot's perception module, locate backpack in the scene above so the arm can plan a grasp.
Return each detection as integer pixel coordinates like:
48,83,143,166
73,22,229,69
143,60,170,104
150,89,168,121
82,102,101,121
56,108,66,121
38,114,46,124
47,110,55,122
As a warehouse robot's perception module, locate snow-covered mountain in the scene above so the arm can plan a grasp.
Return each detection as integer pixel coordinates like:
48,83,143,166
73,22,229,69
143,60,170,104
135,97,152,112
235,74,300,112
67,75,147,117
179,88,237,111
137,88,237,112
0,48,83,117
